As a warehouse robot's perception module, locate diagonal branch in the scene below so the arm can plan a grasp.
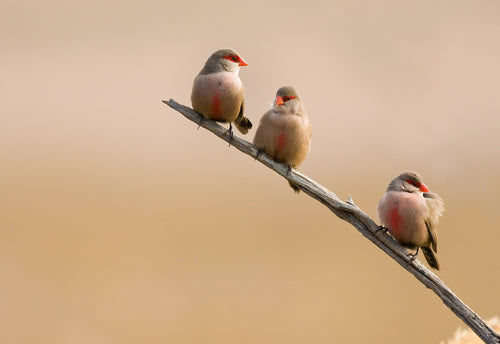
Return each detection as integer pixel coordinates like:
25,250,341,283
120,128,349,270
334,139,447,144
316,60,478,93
163,98,500,344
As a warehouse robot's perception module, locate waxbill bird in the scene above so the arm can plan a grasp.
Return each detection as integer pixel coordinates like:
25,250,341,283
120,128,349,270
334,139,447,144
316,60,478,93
253,86,312,192
377,171,445,270
191,48,252,135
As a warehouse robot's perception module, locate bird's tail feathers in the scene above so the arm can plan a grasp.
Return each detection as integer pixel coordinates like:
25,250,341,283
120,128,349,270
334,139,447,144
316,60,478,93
422,247,440,270
234,115,252,134
288,181,301,193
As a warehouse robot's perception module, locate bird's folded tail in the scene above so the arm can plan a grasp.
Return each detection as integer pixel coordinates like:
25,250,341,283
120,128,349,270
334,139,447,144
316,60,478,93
422,247,440,270
288,181,301,193
234,115,252,134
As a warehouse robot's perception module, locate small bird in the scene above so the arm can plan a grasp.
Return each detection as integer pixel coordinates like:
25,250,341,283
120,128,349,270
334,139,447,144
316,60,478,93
253,86,312,192
377,171,445,270
191,48,252,135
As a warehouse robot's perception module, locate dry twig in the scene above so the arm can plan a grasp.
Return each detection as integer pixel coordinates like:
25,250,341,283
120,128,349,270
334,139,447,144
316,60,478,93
163,98,500,344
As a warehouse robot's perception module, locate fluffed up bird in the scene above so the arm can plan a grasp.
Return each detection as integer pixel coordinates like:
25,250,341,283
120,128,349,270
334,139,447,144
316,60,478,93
191,48,252,135
377,171,445,270
253,86,312,192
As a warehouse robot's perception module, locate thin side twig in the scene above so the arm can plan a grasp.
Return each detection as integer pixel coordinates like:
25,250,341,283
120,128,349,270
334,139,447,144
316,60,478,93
163,98,500,344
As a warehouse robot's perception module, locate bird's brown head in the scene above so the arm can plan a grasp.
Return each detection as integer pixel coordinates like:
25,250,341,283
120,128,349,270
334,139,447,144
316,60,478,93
388,171,429,193
199,48,248,75
273,86,302,114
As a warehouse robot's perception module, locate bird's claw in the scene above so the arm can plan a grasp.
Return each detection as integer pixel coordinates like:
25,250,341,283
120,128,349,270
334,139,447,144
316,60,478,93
255,148,263,160
376,225,389,233
227,123,234,147
407,247,420,262
197,115,204,130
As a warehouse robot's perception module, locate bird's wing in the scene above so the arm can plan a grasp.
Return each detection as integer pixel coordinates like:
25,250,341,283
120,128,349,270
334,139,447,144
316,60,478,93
424,218,439,253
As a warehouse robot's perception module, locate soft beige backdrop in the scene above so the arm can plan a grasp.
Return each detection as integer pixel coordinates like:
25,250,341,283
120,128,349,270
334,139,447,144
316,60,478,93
1,1,499,343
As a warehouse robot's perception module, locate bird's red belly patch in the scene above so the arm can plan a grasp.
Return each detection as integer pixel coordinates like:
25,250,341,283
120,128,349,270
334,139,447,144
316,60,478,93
211,93,222,119
276,132,287,151
388,207,402,236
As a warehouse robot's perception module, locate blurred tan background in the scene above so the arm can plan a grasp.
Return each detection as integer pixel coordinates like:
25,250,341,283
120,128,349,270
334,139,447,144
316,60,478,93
1,0,499,343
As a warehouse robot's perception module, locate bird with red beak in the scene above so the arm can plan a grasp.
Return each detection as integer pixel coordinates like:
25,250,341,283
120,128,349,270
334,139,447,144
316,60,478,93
377,171,445,270
191,48,252,135
253,86,312,192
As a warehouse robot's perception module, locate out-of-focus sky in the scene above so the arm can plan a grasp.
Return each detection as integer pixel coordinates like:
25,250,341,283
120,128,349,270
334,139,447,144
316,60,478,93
1,1,499,343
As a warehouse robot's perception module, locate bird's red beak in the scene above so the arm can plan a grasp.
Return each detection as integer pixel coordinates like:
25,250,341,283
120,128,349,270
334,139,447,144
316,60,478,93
275,96,284,105
238,57,248,66
420,183,429,192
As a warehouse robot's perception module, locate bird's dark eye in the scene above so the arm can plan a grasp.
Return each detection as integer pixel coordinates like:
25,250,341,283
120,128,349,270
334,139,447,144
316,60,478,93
283,96,290,101
405,179,418,187
223,55,240,63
